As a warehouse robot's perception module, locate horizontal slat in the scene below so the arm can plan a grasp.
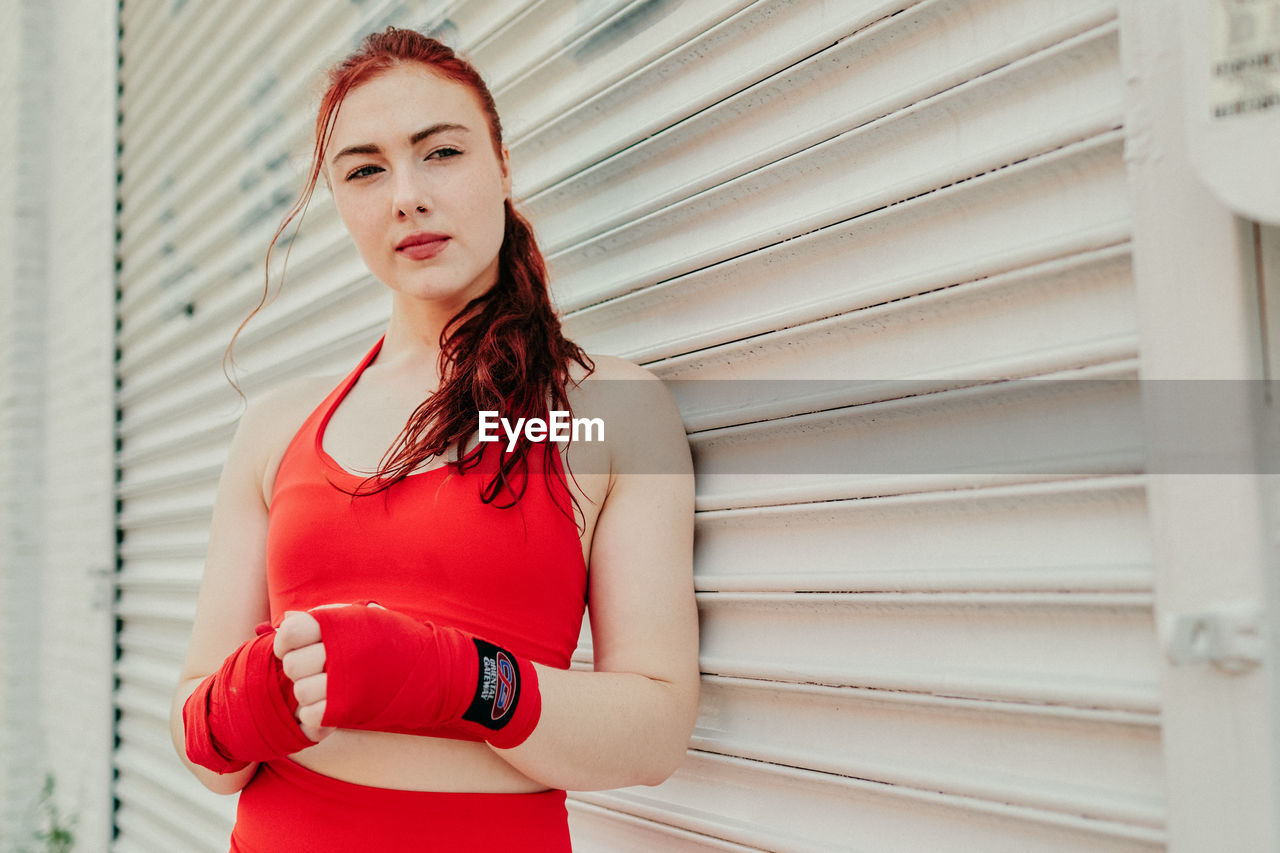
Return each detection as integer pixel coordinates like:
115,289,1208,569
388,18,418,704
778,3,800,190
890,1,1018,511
468,0,635,89
116,529,212,564
567,799,763,852
115,648,188,697
688,362,1142,509
114,324,376,457
514,0,1115,196
645,245,1136,389
115,262,379,410
114,745,234,851
573,238,1130,373
116,217,363,376
116,455,222,503
116,458,223,501
117,500,212,532
119,101,319,311
577,751,1164,852
694,591,1158,711
117,613,194,661
117,235,375,389
547,50,1124,313
117,436,223,486
118,0,167,58
495,1,755,140
118,0,355,225
512,0,906,195
566,133,1127,367
116,546,205,572
427,0,537,50
115,683,173,732
117,586,199,627
691,674,1162,828
116,543,204,581
694,477,1150,592
119,1,301,228
119,0,246,133
529,8,1120,254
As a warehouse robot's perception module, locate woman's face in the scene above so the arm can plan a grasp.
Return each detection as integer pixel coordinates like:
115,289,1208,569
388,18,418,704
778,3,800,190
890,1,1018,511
326,64,510,313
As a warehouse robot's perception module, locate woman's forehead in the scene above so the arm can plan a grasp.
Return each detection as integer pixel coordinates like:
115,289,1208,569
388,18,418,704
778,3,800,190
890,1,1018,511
331,65,486,144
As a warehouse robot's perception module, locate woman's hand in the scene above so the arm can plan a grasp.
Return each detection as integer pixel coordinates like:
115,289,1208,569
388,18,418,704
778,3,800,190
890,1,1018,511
274,609,336,742
274,602,390,741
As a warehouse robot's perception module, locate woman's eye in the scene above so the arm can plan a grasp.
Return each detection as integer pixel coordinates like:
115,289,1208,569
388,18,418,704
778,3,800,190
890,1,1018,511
426,147,462,161
345,164,382,181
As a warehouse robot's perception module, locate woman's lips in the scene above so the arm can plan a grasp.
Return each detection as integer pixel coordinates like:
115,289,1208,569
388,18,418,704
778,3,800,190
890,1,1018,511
396,233,450,261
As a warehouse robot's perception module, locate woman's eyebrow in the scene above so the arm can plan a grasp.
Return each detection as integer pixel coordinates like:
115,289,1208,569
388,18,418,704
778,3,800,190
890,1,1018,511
331,122,470,164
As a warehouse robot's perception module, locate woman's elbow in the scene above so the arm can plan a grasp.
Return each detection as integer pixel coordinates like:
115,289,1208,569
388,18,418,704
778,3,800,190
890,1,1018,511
169,687,257,795
638,744,688,787
640,684,698,786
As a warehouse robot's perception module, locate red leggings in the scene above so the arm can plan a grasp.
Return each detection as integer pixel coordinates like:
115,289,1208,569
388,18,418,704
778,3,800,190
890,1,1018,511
230,759,571,852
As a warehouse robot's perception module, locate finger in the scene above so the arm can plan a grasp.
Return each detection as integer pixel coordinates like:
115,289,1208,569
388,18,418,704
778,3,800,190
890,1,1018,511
292,672,327,708
299,722,335,744
273,611,321,658
281,643,327,682
298,700,327,730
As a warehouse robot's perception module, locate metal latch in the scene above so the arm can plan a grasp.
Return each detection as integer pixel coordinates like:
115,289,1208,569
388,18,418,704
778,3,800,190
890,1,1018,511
1164,605,1265,673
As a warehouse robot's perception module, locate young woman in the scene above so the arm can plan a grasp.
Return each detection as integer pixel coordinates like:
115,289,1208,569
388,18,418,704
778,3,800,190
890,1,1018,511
169,28,698,852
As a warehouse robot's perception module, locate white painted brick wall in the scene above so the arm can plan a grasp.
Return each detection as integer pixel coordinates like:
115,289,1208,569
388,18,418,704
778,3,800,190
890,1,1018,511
0,1,51,848
37,0,119,849
0,1,118,851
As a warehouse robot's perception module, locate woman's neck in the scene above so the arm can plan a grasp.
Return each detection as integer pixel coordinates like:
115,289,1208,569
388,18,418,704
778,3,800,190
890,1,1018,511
379,309,449,381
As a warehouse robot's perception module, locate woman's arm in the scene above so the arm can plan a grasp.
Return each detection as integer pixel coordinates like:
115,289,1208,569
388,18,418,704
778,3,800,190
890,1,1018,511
168,393,290,794
488,364,699,790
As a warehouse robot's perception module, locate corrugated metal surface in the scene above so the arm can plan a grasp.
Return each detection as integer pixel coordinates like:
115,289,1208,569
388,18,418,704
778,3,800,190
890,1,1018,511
114,3,440,849
114,0,1160,850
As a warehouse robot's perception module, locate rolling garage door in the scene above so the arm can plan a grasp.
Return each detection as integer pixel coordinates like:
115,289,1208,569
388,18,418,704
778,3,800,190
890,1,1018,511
114,1,1158,849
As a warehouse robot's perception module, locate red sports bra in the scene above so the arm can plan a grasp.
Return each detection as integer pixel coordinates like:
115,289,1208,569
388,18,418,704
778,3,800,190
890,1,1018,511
265,338,588,669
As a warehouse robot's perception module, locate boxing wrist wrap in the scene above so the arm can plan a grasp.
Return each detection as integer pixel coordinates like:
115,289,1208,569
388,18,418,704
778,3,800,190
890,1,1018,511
183,623,314,773
311,605,541,749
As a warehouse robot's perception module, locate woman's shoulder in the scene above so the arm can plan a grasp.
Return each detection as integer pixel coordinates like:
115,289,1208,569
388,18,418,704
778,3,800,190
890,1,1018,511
572,353,656,382
567,354,690,476
232,372,346,492
239,372,343,436
567,354,671,419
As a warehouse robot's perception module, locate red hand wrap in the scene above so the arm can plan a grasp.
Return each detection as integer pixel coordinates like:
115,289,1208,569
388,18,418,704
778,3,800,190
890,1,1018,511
182,624,315,773
312,605,541,749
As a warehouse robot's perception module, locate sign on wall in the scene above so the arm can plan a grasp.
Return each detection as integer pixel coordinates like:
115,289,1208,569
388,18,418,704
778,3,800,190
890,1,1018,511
1184,0,1280,223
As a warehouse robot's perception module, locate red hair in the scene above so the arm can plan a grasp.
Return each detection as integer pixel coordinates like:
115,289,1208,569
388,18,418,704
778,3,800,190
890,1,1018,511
233,28,592,512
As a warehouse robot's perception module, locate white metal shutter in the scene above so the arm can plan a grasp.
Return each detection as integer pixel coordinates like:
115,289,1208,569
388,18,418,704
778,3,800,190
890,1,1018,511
114,1,1160,851
526,0,1159,849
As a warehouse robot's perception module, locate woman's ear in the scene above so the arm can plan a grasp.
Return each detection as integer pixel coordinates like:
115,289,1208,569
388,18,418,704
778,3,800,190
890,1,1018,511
500,145,512,198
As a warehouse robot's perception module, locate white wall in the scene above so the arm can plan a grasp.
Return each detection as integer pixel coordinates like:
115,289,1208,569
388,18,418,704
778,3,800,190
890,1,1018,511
1120,2,1280,847
0,1,119,851
0,1,50,846
38,0,121,847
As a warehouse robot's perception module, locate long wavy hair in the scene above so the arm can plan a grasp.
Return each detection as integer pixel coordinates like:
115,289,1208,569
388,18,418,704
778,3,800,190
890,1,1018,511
230,27,593,512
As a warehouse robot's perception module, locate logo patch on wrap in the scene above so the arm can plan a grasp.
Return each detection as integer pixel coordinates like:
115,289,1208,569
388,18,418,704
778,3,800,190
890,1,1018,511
463,639,521,731
492,652,516,719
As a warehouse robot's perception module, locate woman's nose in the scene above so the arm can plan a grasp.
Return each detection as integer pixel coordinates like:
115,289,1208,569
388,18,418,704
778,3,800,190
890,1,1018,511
393,172,430,218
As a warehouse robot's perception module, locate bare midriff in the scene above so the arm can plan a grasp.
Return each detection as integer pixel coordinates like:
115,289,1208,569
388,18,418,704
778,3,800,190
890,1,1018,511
289,731,548,792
